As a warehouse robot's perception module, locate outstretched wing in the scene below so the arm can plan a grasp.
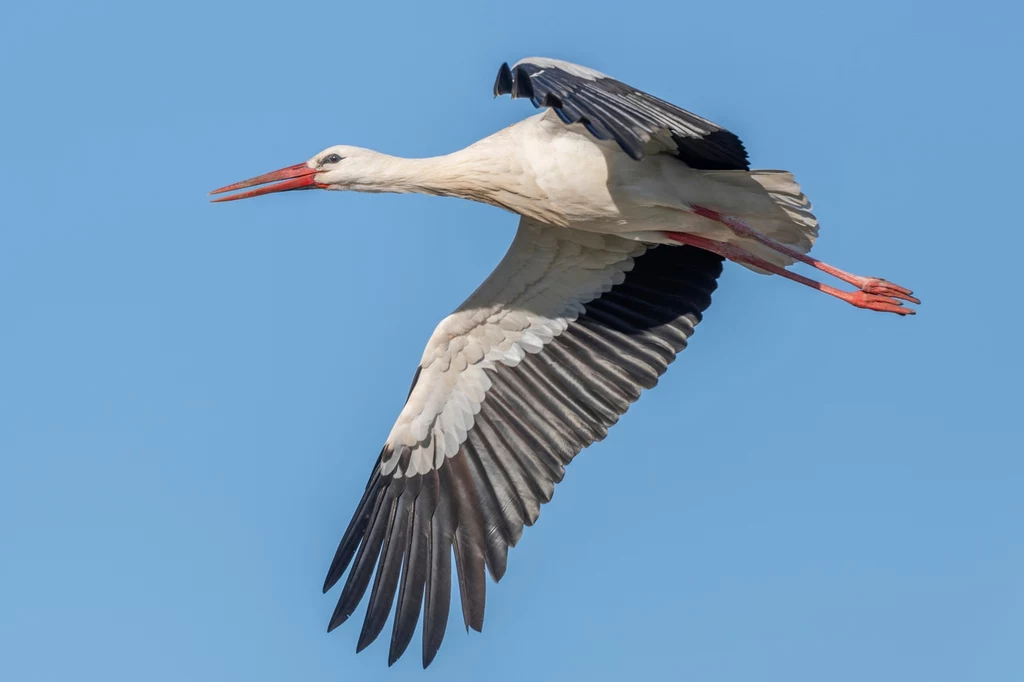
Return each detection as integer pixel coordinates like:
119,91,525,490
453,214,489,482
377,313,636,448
324,218,723,667
494,57,749,170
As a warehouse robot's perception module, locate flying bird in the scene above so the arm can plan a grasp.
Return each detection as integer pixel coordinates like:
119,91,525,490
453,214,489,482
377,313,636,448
211,57,919,667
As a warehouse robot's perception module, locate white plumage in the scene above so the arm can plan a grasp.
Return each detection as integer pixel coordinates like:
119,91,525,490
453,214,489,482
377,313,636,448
210,56,918,668
386,222,643,478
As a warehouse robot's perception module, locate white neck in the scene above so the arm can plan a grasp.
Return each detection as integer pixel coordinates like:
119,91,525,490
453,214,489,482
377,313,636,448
355,156,454,196
343,147,506,201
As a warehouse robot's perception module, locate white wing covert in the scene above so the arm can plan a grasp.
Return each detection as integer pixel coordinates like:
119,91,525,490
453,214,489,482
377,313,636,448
384,222,644,478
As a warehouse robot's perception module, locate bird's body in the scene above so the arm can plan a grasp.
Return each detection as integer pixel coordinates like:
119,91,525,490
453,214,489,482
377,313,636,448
211,57,918,668
312,109,818,266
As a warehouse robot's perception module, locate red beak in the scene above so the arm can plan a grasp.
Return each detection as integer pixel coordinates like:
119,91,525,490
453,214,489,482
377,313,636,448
209,162,323,202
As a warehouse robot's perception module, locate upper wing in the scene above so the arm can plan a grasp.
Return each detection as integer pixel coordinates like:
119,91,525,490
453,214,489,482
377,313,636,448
323,218,723,667
494,57,749,170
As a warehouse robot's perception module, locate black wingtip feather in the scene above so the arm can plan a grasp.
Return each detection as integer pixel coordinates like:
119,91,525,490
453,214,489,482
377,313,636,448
453,534,486,632
493,62,513,97
323,457,386,593
355,480,412,652
328,481,401,632
512,66,534,99
388,475,433,665
446,458,487,632
422,470,453,668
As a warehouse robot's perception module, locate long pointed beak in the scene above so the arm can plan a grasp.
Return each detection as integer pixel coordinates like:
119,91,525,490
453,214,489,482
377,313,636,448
209,162,323,202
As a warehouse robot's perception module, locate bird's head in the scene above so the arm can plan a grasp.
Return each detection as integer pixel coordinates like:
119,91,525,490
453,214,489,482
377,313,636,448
209,145,389,201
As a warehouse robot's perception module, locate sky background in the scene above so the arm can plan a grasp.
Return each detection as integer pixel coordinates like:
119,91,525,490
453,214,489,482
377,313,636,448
2,1,1022,680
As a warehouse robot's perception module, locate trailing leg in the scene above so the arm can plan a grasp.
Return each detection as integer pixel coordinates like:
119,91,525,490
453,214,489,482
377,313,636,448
689,205,920,305
665,231,916,316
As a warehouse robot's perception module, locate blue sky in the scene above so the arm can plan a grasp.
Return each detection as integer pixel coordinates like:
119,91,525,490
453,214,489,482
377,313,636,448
2,0,1022,679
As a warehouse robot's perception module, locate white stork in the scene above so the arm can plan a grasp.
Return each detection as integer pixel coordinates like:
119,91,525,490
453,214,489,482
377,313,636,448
211,57,919,667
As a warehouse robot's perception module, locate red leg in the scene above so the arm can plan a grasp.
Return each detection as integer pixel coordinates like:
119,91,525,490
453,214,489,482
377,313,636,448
665,231,915,316
689,205,920,305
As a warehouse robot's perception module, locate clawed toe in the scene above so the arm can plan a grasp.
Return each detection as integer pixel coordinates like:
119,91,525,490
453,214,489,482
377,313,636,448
847,291,916,316
861,278,921,305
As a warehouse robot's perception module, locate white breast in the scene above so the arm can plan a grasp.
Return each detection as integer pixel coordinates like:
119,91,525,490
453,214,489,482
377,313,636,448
496,112,631,225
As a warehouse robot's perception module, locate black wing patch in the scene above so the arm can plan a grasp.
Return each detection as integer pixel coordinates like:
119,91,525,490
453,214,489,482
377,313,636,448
323,245,724,667
494,59,750,171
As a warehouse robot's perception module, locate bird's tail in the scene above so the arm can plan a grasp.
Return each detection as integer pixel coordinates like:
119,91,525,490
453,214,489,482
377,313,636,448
703,169,820,271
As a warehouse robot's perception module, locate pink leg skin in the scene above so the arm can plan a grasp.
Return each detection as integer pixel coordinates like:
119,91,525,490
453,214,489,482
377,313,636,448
665,231,915,316
689,205,920,305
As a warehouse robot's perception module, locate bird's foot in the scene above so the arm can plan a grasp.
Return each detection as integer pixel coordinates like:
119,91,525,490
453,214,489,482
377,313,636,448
858,278,921,305
844,290,916,316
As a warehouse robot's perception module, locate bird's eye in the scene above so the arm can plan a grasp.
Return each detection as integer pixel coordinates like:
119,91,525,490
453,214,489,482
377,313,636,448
321,153,343,165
